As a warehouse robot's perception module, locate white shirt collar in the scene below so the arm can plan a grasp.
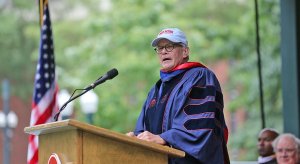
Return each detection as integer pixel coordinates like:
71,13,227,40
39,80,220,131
258,155,276,163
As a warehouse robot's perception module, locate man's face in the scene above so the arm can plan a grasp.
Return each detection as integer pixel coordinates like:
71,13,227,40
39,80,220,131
156,39,189,72
275,137,298,164
257,131,278,157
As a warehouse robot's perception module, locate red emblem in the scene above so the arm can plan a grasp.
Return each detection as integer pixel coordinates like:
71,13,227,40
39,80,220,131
159,29,174,35
48,153,61,164
149,99,156,108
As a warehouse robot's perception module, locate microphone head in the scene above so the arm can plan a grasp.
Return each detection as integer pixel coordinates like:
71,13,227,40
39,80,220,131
107,68,118,79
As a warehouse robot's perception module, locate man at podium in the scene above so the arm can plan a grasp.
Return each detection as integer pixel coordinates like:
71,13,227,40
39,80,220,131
127,28,230,164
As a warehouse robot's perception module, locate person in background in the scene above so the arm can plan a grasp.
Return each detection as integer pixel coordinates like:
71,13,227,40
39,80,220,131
272,133,299,164
298,138,300,164
126,27,230,164
257,128,279,164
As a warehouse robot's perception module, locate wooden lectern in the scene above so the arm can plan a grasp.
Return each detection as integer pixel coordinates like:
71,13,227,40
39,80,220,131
24,119,185,164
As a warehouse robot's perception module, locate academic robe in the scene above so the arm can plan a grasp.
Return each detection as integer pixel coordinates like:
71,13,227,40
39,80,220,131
134,62,230,164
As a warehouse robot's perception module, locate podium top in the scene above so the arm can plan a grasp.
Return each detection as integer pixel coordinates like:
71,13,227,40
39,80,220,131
24,119,185,158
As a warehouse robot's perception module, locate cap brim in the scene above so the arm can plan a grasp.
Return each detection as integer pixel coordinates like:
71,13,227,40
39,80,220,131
151,38,163,47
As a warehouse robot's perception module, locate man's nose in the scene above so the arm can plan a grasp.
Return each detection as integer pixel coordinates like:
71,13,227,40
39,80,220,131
161,47,168,53
258,140,264,145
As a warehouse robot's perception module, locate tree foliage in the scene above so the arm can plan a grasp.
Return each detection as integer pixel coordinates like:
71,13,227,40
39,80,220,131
0,0,281,161
226,0,282,160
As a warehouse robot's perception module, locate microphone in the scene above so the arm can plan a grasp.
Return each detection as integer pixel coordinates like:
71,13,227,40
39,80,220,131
53,68,119,121
84,68,119,91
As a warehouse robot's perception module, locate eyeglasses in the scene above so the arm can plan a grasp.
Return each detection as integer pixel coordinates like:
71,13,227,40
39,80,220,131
154,43,182,53
276,148,296,155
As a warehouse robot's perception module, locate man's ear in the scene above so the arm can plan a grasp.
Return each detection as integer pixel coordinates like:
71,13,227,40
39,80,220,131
183,47,190,58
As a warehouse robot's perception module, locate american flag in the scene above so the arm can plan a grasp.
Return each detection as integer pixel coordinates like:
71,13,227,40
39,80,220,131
27,0,59,163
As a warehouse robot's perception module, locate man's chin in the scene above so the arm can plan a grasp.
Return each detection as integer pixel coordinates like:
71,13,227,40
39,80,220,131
161,65,173,72
258,151,266,156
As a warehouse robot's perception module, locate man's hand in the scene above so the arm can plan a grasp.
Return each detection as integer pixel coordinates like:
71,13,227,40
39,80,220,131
137,131,166,145
126,131,136,137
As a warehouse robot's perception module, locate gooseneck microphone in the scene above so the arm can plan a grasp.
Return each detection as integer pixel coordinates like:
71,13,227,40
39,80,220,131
84,68,118,90
54,68,119,121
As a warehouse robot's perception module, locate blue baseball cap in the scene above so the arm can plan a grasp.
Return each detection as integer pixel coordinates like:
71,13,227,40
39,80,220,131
151,28,188,47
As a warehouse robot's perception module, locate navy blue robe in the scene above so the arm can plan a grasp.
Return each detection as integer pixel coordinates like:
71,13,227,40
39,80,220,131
134,62,230,164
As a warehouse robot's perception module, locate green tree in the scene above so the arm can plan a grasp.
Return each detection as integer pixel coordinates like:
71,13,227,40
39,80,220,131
0,0,281,161
226,0,282,160
0,1,38,99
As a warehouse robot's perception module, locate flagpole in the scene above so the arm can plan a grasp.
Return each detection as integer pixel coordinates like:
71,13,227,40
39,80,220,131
39,0,44,28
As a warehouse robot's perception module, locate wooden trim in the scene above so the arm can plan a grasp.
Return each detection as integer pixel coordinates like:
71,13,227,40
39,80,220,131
24,119,185,158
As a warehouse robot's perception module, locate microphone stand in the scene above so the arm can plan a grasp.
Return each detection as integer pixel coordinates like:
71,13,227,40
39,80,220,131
53,68,118,121
54,88,89,121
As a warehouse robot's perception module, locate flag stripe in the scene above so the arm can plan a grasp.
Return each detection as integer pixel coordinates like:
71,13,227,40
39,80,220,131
30,83,57,125
27,136,38,161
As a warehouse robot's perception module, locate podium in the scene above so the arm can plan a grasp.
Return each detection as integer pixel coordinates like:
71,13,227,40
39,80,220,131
24,119,185,163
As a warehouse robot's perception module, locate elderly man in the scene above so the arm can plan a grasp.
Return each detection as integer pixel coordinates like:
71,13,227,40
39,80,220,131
127,28,230,163
257,128,279,164
272,133,299,164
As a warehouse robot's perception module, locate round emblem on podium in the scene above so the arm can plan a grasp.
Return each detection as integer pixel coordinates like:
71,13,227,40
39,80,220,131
48,153,61,164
